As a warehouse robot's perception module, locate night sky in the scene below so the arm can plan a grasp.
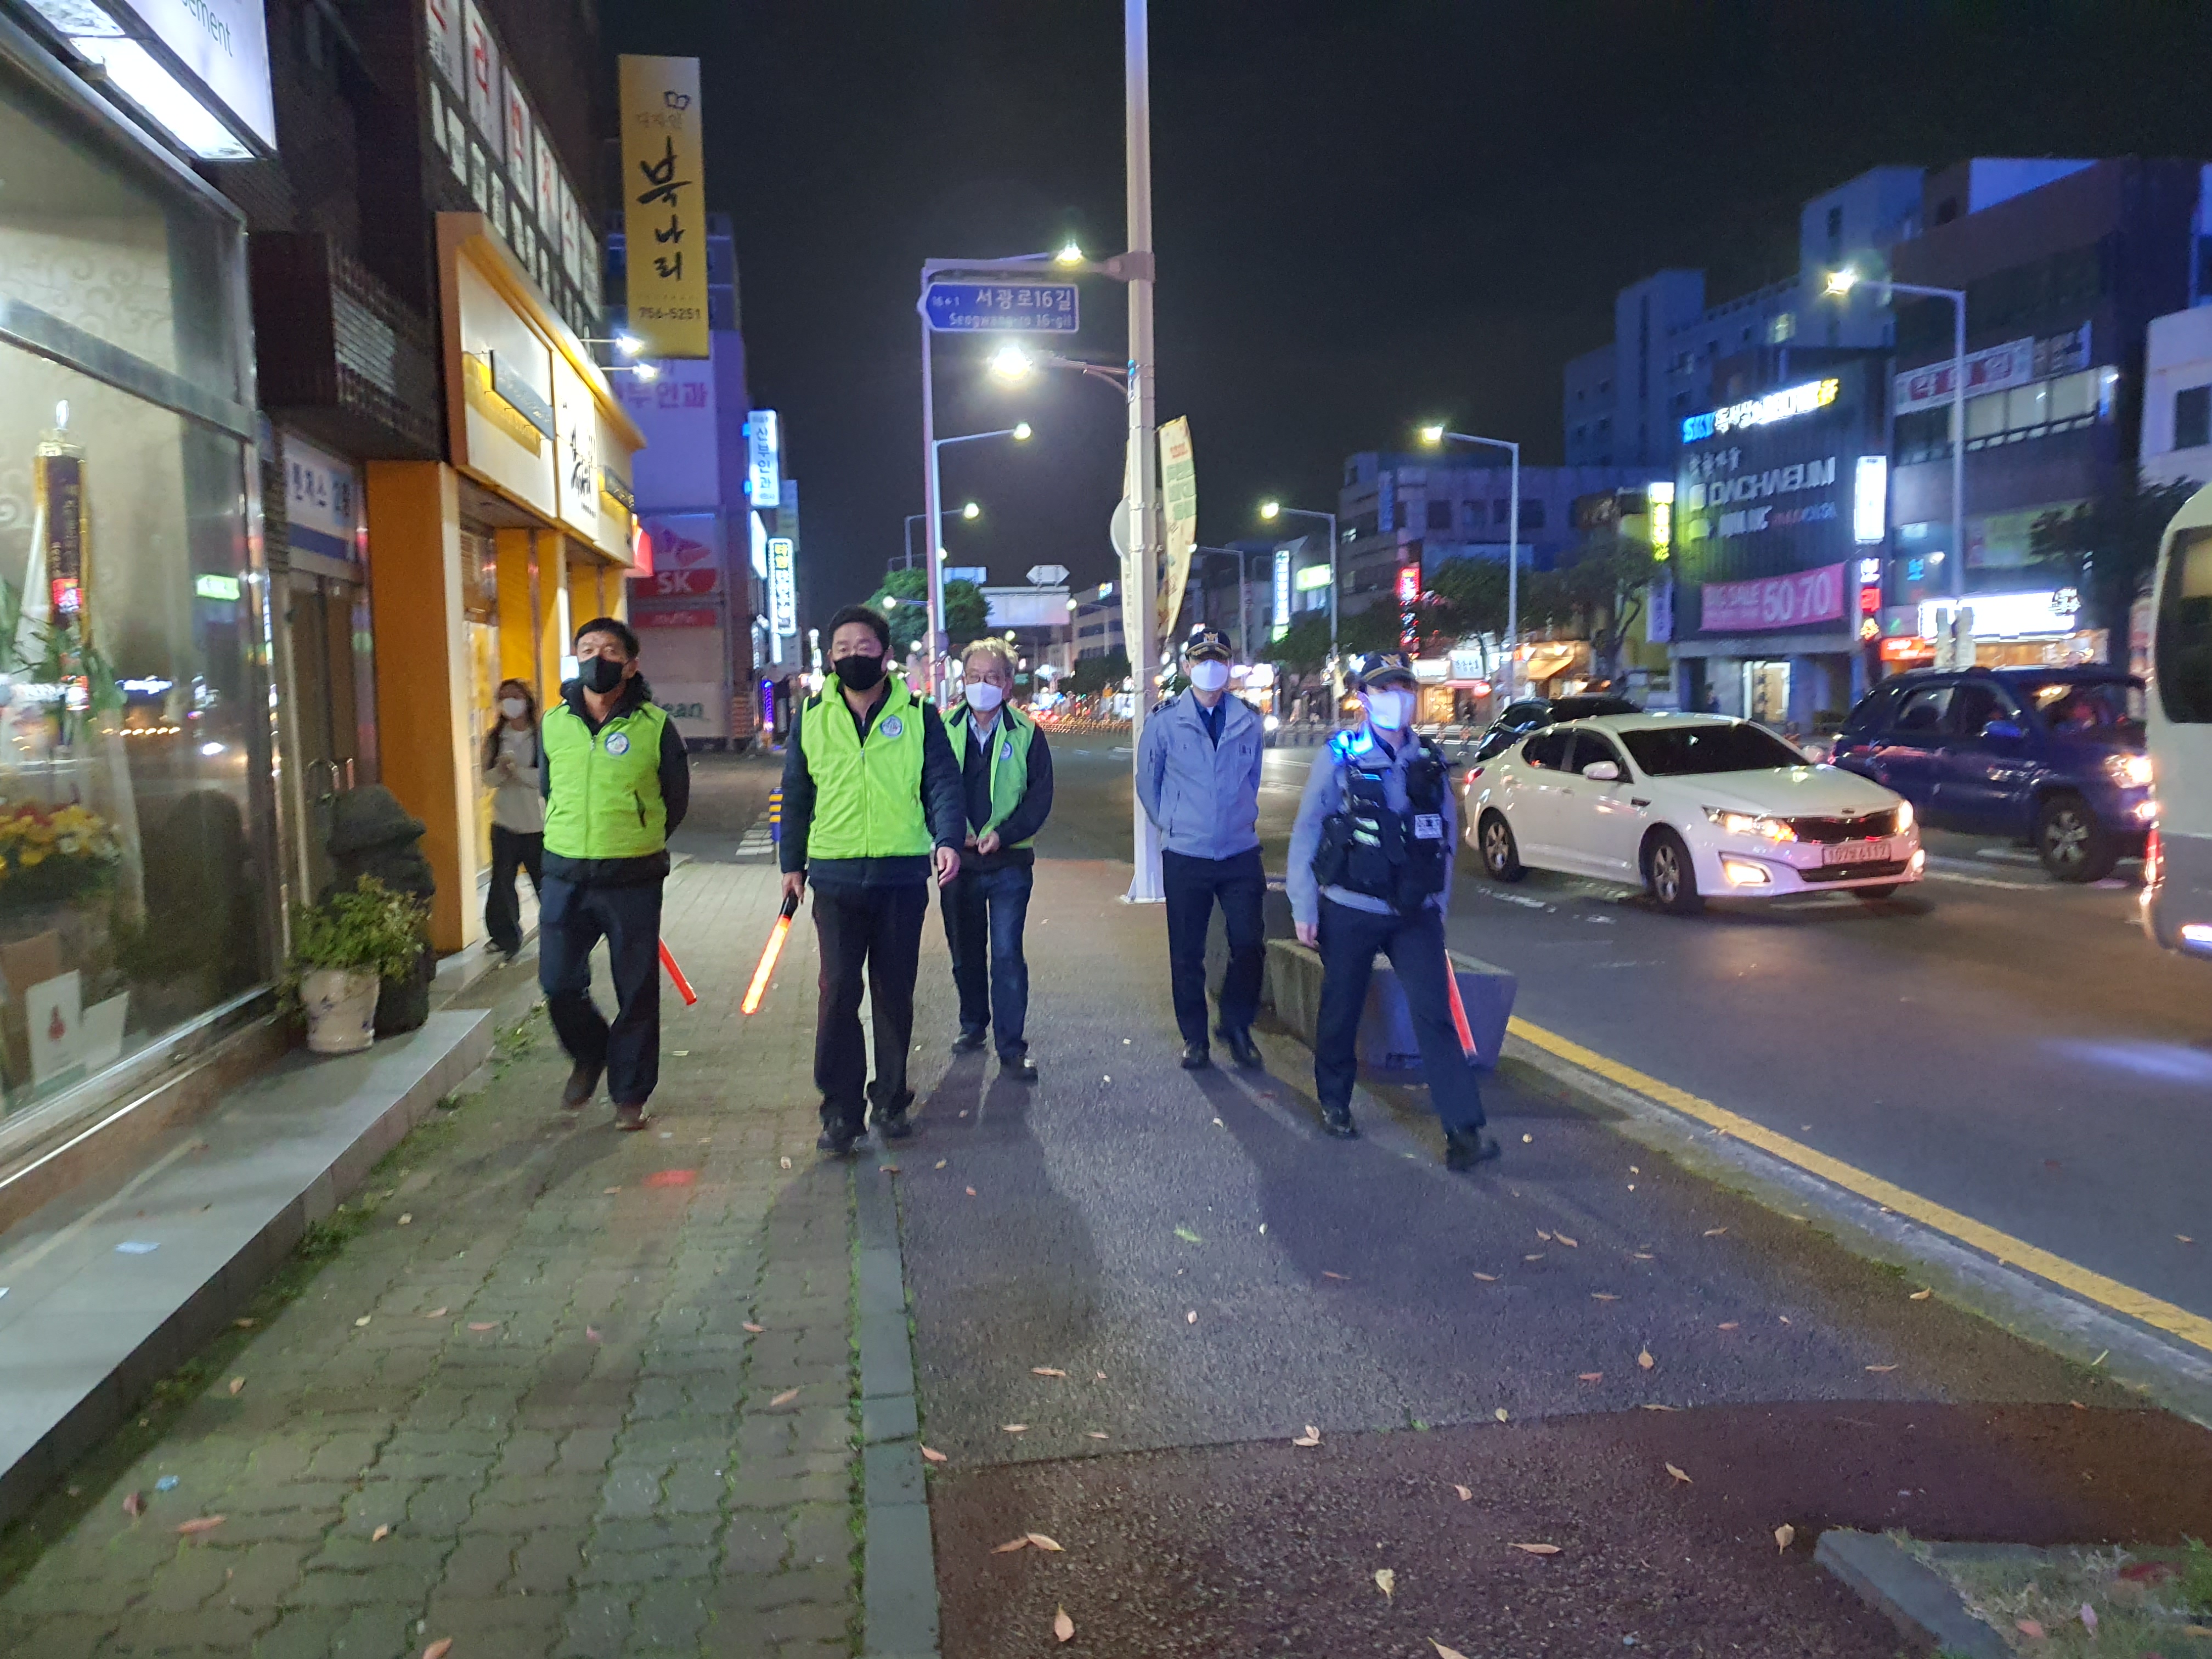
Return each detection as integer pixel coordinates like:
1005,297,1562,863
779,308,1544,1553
602,1,2212,618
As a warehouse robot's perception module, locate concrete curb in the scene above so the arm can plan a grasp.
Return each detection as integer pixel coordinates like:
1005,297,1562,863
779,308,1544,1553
1502,1032,2212,1429
855,1146,939,1659
1815,1530,2012,1658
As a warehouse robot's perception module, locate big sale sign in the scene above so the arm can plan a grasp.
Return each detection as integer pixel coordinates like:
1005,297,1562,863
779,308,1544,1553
1701,563,1847,633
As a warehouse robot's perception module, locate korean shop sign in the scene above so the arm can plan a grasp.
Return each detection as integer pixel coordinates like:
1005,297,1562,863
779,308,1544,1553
617,55,708,358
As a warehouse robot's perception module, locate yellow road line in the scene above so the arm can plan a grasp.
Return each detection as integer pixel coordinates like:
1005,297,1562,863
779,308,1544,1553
1509,1015,2212,1357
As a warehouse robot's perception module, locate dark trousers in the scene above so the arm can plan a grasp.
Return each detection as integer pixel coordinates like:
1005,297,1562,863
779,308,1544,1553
1162,847,1265,1046
538,876,662,1106
1313,897,1485,1131
485,825,544,956
812,881,927,1130
942,862,1033,1058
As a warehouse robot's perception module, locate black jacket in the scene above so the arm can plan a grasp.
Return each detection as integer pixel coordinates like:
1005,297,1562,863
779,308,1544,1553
540,673,691,886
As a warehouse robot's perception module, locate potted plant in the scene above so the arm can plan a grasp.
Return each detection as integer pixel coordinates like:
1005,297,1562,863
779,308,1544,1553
284,878,428,1054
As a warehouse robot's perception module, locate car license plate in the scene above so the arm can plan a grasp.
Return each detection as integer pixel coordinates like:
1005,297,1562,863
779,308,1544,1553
1822,838,1887,865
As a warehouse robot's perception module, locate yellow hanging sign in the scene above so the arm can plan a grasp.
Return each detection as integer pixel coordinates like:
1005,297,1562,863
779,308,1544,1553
617,55,709,358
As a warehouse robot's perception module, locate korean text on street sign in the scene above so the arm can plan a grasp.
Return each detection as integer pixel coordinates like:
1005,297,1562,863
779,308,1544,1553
1158,417,1197,640
922,283,1079,334
747,410,782,509
768,537,797,637
617,56,708,357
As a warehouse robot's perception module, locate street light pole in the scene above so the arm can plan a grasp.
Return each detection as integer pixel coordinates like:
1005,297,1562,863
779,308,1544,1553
1122,0,1163,904
1420,427,1521,699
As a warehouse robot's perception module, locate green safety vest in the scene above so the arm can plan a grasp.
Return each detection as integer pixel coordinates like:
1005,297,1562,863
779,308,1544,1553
541,698,670,861
798,675,933,860
945,702,1037,849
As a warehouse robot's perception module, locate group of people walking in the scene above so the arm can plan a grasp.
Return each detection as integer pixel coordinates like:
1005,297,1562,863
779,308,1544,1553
504,607,1495,1171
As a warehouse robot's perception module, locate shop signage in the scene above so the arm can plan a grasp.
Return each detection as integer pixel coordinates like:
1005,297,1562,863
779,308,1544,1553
633,607,715,629
1880,635,1932,662
425,0,460,87
1397,562,1422,649
461,1,499,140
1649,480,1673,560
1272,549,1290,639
1681,377,1838,443
1853,455,1888,544
921,283,1080,334
1701,562,1847,633
1158,417,1197,640
597,465,635,515
503,70,532,190
1647,577,1674,644
119,0,278,151
617,55,710,358
1295,563,1333,591
1448,647,1486,682
768,537,797,636
484,349,552,439
1916,589,2077,640
552,355,600,540
1413,657,1448,683
283,435,363,563
640,567,717,597
1892,338,2033,416
618,356,718,511
746,410,782,509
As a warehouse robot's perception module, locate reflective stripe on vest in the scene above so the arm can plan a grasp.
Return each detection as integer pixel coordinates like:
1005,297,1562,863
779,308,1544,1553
541,699,670,860
945,703,1036,849
798,675,933,860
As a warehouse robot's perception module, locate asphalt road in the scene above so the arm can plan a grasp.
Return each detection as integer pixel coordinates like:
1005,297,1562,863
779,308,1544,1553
1042,737,2211,1334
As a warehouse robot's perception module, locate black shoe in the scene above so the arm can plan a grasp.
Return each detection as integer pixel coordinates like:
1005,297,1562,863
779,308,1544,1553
1319,1102,1358,1139
1180,1041,1212,1070
1001,1053,1039,1082
951,1028,988,1054
871,1111,915,1141
1219,1027,1263,1069
1445,1129,1502,1170
561,1062,603,1111
817,1121,862,1156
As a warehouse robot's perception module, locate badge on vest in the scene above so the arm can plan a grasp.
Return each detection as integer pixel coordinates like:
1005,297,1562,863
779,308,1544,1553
605,732,631,756
879,715,904,739
1413,812,1444,840
1000,738,1013,763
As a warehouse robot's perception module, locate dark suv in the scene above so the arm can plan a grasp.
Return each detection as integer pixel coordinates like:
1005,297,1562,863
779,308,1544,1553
1466,694,1641,763
1829,666,2150,881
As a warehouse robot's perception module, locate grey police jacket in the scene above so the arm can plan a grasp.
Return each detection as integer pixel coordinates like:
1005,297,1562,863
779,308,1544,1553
1135,691,1265,860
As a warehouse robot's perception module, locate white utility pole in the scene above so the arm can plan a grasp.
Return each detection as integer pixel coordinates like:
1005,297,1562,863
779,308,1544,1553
1121,0,1163,904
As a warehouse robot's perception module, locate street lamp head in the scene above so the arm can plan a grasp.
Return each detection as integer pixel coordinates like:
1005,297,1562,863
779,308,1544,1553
961,501,981,520
1053,241,1084,267
1418,424,1446,445
1260,501,1282,521
1012,422,1033,441
1824,269,1859,297
630,362,660,382
614,332,644,357
988,345,1032,382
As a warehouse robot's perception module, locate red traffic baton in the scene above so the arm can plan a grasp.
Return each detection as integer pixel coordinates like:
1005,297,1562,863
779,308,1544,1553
658,940,699,1007
1443,951,1479,1063
741,892,800,1015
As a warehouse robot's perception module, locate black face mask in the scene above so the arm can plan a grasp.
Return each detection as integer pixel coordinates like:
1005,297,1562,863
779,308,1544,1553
579,655,627,695
834,652,887,692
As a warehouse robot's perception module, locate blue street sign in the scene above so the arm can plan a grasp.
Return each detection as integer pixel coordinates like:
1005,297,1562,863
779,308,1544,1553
922,281,1079,334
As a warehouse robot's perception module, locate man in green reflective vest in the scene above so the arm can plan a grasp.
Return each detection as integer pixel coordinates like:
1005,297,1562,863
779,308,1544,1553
538,616,690,1131
779,606,964,1155
942,637,1053,1080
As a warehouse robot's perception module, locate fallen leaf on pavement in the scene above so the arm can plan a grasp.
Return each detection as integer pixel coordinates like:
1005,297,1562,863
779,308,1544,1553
353,1316,371,1328
424,1308,448,1319
920,1446,947,1464
2071,1400,2087,1410
176,1516,225,1536
1779,1316,1792,1324
1292,1426,1322,1447
397,1214,412,1226
1702,1227,1728,1237
1494,1408,1509,1422
1086,1432,1109,1440
992,1537,1030,1553
1522,1253,1545,1262
1865,1364,1898,1374
228,1377,245,1395
880,1165,900,1175
468,1322,498,1331
233,1317,256,1328
1632,1252,1655,1260
1186,1311,1197,1324
373,1524,391,1542
1537,1229,1553,1242
1717,1322,1739,1330
122,1492,144,1517
1028,1533,1064,1552
1555,1234,1578,1248
967,1187,978,1197
1322,1271,1348,1280
423,1640,454,1659
769,1389,800,1407
1509,1542,1562,1555
1640,1403,1678,1412
602,1187,621,1195
779,1156,793,1170
1578,1372,1603,1383
585,1327,602,1342
1054,1606,1075,1643
1433,1644,1471,1659
936,1160,947,1169
1032,1367,1068,1378
1002,1424,1028,1434
1775,1523,1795,1552
1666,1462,1692,1485
2017,1618,2046,1639
1472,1272,1499,1283
2182,1235,2196,1244
2080,1604,2097,1633
1453,1484,1472,1501
1592,1293,1620,1301
1375,1568,1395,1601
1096,1372,1107,1380
1638,1348,1655,1370
743,1322,765,1333
1173,1226,1203,1244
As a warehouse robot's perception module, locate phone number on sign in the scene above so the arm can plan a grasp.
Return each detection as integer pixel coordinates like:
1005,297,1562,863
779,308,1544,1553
1701,562,1846,633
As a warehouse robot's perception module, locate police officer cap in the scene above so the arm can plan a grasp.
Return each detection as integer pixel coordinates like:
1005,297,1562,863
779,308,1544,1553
1349,652,1418,691
1182,624,1233,662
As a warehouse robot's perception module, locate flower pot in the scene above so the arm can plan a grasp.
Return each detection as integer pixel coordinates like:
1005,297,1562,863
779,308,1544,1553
301,967,379,1054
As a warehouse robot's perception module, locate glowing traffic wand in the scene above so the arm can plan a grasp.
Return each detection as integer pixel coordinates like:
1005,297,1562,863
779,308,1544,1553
1443,955,1480,1063
741,893,800,1015
658,940,698,1007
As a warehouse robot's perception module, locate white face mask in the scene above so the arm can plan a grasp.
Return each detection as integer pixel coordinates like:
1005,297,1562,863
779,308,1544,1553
498,697,529,719
1363,689,1412,730
963,681,1005,713
1188,659,1230,692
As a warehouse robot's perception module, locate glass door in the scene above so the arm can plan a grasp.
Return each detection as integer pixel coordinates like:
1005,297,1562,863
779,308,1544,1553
288,570,373,898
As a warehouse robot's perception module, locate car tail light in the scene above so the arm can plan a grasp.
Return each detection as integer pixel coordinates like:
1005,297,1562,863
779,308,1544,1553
2146,824,2163,890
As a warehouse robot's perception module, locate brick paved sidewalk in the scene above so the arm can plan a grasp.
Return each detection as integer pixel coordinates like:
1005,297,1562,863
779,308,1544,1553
0,849,862,1659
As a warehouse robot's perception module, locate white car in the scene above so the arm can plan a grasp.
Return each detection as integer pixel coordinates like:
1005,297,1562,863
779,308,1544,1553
1464,713,1923,914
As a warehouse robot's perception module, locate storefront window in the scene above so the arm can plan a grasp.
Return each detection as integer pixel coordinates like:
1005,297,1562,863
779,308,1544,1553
0,48,274,1122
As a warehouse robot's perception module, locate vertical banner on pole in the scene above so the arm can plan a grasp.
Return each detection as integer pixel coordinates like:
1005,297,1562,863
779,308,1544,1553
1157,416,1197,643
617,56,709,358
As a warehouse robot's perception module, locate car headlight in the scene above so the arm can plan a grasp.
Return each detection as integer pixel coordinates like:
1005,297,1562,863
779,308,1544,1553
2105,753,2153,788
1705,807,1796,842
1894,799,1914,833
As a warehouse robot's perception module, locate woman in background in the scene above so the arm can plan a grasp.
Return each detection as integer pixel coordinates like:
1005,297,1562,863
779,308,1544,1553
483,678,544,962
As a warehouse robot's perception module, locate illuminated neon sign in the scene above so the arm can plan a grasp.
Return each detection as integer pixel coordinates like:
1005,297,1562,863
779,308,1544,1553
1682,377,1840,443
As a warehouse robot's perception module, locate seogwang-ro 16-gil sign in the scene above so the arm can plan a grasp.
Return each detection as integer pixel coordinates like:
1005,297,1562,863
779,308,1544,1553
618,55,708,358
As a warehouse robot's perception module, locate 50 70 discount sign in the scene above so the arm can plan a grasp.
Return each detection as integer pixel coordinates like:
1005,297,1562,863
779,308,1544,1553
1700,562,1846,633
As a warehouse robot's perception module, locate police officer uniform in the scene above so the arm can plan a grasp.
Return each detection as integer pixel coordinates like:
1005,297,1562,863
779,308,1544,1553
1285,654,1500,1170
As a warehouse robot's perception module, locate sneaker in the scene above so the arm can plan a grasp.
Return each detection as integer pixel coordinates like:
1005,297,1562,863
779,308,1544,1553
613,1102,648,1132
1319,1102,1358,1139
1001,1053,1040,1082
1445,1129,1502,1170
817,1121,862,1156
561,1062,603,1111
950,1028,988,1054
